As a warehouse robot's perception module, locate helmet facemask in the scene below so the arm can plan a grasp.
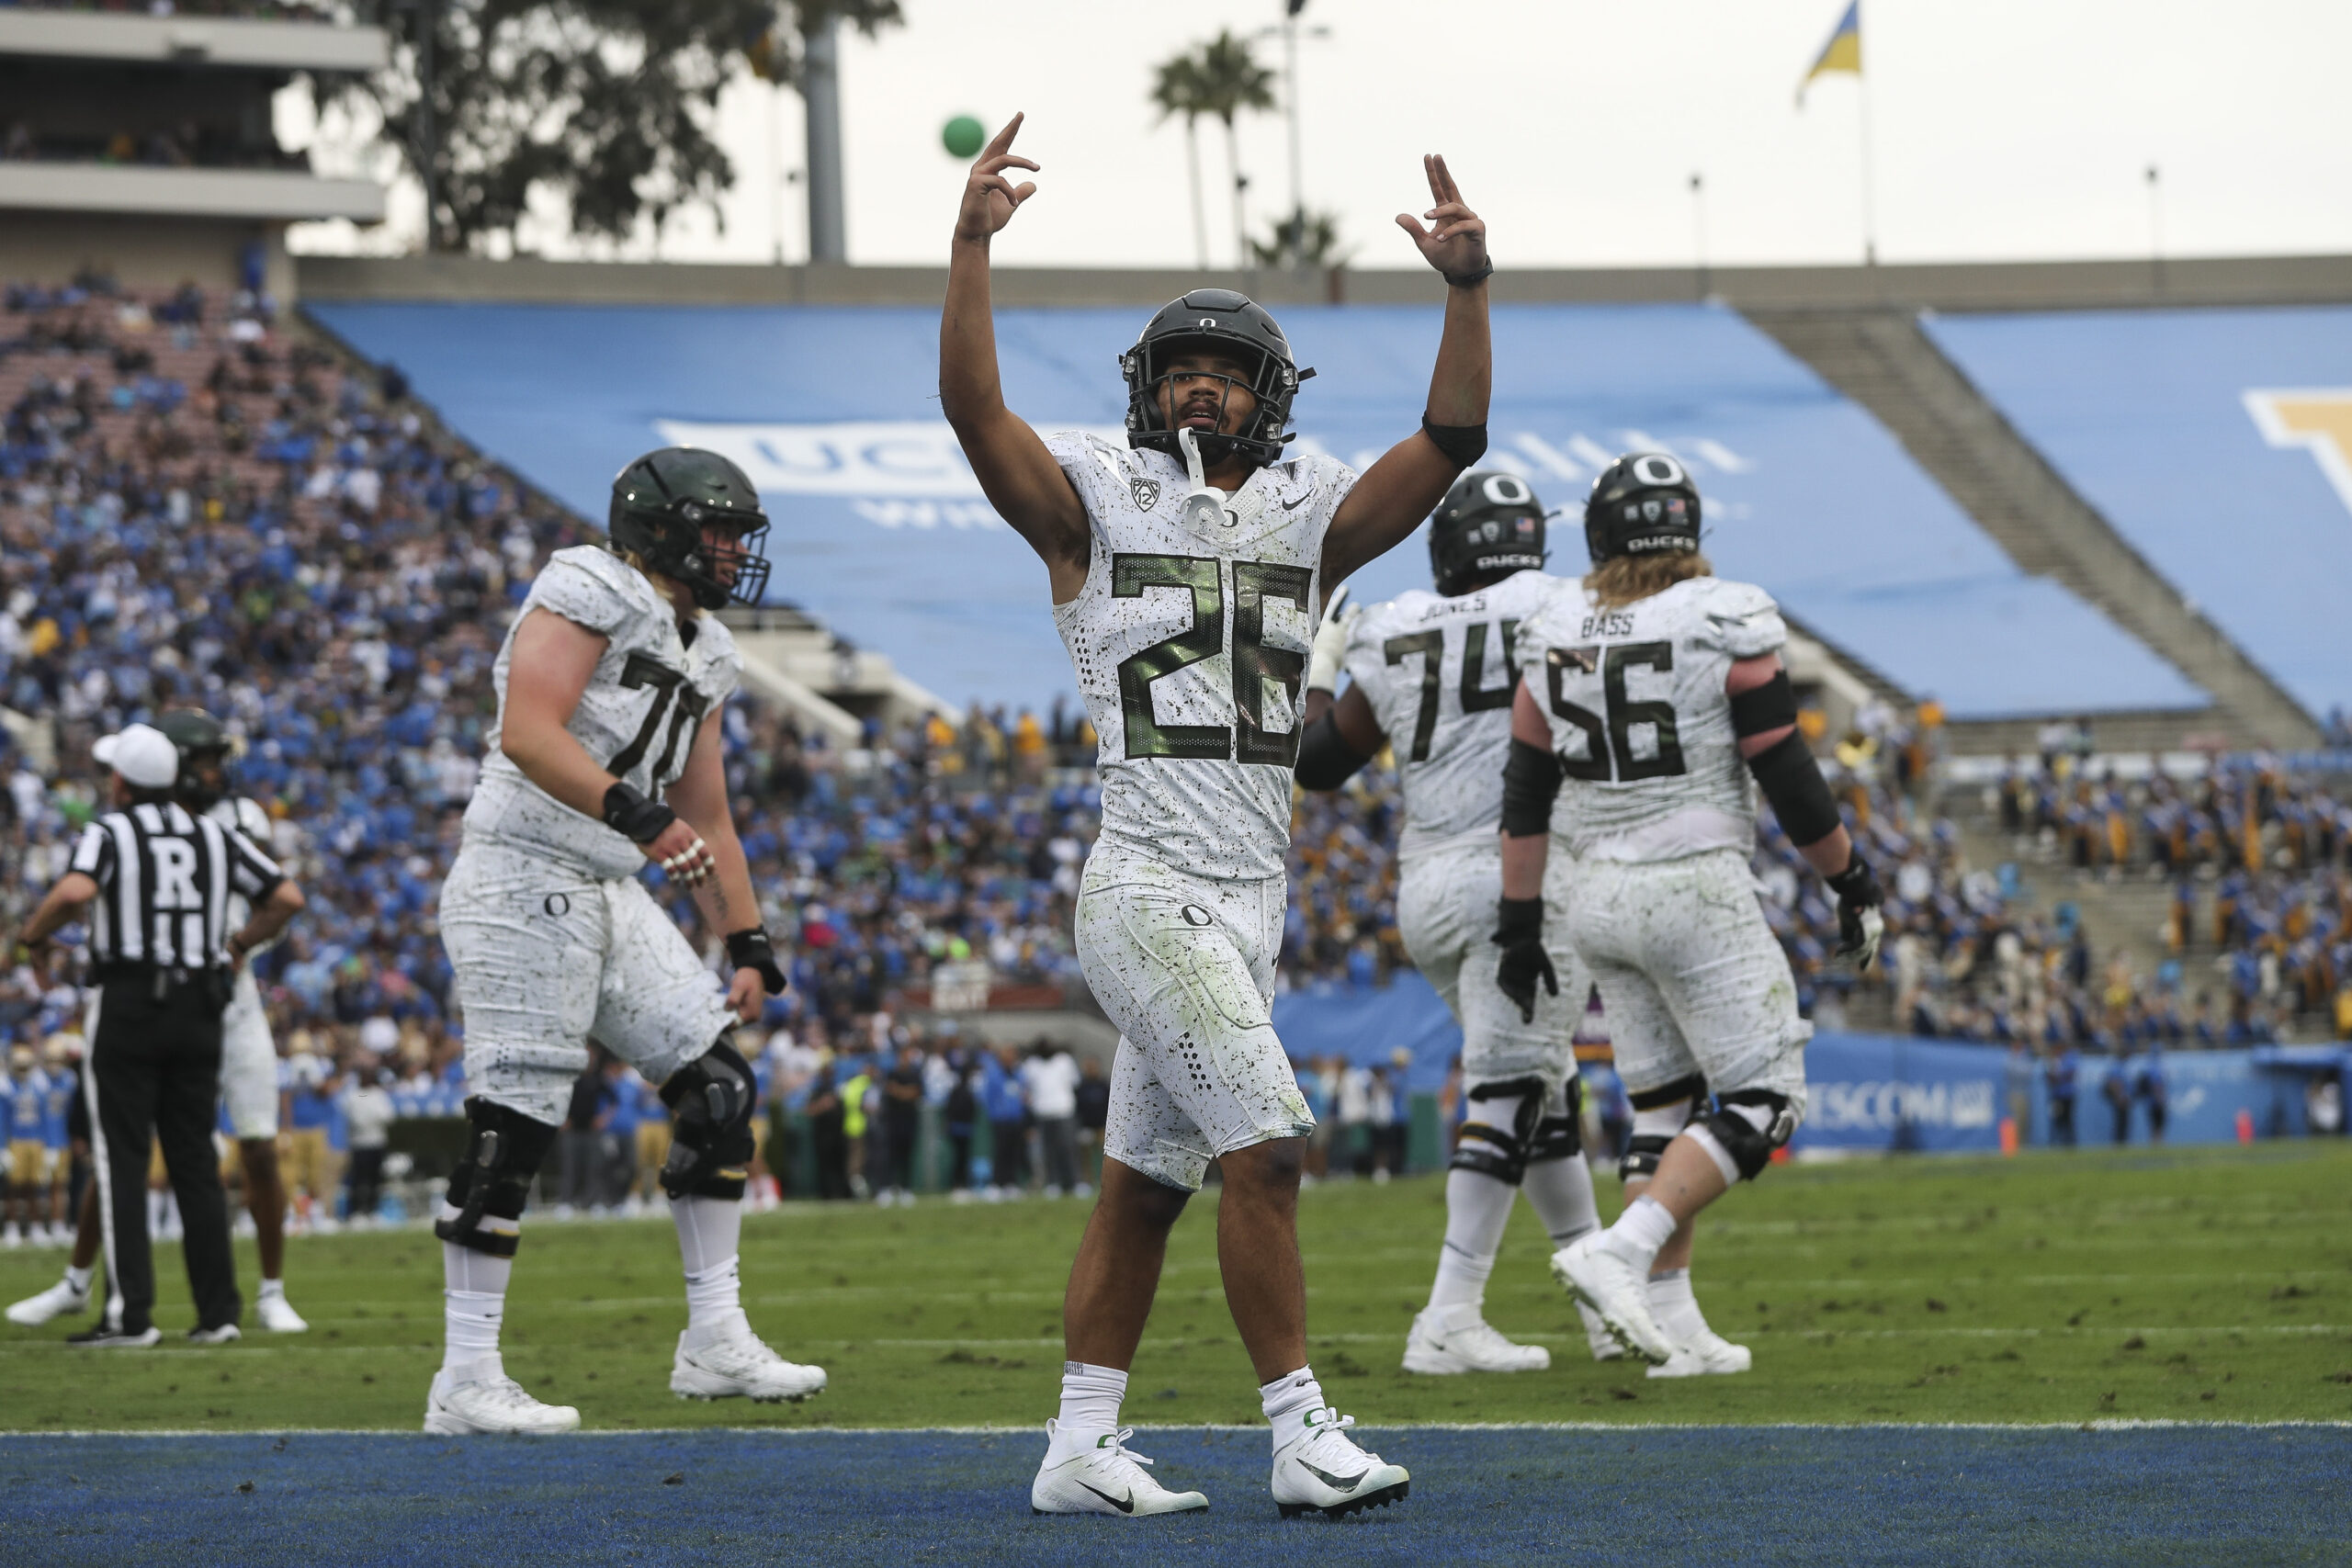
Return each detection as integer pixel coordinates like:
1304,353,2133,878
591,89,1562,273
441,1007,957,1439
668,504,772,613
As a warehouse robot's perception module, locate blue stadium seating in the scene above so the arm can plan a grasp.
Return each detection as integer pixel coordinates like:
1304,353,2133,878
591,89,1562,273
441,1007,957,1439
1925,306,2352,719
311,299,2201,717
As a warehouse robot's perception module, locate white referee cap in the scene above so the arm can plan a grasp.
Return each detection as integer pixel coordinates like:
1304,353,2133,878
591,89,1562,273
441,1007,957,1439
93,724,179,790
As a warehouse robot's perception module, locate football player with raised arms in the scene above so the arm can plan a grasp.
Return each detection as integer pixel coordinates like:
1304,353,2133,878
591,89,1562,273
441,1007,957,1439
941,114,1491,1518
1294,468,1620,1374
1498,454,1885,1371
424,447,819,1434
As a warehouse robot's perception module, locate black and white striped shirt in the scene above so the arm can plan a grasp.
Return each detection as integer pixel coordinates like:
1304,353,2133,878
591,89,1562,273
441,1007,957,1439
67,802,284,972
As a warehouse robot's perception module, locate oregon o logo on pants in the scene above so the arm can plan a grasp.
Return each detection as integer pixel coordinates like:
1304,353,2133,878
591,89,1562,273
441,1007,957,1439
1180,904,1212,928
544,894,571,917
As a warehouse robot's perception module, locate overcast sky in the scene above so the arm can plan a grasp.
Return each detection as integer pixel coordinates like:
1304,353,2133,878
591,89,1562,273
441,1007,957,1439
294,0,2352,270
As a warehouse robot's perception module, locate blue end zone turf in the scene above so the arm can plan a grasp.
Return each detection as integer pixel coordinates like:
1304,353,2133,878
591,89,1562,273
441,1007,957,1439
2,1426,2344,1567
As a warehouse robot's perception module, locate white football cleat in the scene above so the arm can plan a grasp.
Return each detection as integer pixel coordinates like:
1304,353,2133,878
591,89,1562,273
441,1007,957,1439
1401,1303,1551,1374
1648,1325,1753,1378
1030,1422,1210,1517
424,1358,581,1435
670,1311,827,1403
1579,1301,1625,1362
1270,1407,1410,1519
1552,1235,1674,1365
6,1274,90,1326
256,1291,309,1334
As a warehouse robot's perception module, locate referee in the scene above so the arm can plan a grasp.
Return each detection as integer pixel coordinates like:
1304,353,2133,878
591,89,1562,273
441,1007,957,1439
14,723,304,1347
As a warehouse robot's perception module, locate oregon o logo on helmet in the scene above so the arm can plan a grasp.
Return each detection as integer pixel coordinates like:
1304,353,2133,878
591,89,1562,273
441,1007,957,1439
1198,317,1216,330
1480,473,1532,507
1632,454,1685,486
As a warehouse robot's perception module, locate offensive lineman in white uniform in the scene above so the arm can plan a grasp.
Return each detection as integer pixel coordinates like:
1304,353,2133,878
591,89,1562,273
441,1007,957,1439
1295,468,1618,1374
424,446,820,1434
1498,454,1885,1369
941,115,1491,1518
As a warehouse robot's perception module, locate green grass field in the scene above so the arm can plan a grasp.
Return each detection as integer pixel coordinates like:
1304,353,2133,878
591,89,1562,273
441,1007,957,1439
4,1143,2348,1432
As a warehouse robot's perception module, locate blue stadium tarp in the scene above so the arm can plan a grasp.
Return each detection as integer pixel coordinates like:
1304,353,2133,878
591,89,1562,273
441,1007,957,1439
1925,305,2352,719
309,299,2200,718
1270,976,2307,1151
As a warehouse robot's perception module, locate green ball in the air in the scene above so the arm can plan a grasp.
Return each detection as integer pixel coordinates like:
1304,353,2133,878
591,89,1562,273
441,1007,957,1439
942,115,985,159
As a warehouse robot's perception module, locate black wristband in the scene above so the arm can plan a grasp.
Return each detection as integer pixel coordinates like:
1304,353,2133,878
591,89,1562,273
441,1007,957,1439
602,781,677,845
1826,853,1883,906
726,928,789,994
1420,413,1488,468
1746,729,1842,847
1295,710,1374,791
1444,259,1494,288
1494,895,1544,944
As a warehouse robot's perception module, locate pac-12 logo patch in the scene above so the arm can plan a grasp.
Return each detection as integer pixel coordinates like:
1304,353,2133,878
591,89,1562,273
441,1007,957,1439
1131,477,1161,512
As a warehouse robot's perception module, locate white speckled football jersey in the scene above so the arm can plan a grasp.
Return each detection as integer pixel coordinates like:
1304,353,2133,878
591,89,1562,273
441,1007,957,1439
204,796,282,952
1341,569,1567,860
463,546,743,879
1512,574,1786,863
1046,430,1357,882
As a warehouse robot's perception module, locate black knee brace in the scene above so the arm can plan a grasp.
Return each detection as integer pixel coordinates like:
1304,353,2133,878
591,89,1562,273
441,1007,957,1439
435,1098,560,1258
1702,1089,1800,1181
659,1036,759,1201
1622,1074,1706,1181
1527,1076,1585,1164
1449,1074,1545,1186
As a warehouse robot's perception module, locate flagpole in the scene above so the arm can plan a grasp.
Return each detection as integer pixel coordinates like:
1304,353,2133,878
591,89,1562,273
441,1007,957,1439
1857,23,1878,265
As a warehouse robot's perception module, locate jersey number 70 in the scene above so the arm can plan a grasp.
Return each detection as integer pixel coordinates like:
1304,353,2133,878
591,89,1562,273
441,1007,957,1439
1113,552,1313,765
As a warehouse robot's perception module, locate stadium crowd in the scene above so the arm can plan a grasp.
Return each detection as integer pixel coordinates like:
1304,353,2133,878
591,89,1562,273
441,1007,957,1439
0,278,2340,1231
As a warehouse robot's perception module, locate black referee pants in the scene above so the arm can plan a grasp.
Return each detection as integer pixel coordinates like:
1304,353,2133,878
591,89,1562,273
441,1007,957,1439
86,973,241,1335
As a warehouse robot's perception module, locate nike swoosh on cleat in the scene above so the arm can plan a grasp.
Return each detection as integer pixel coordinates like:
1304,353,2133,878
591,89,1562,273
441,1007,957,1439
1077,1482,1136,1514
1299,1461,1368,1492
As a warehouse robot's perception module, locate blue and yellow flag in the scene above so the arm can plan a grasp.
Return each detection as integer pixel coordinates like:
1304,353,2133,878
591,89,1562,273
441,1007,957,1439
1799,0,1861,103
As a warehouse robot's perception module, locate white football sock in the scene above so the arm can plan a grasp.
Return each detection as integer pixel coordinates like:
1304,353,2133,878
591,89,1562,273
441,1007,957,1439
1648,1267,1708,1343
1427,1168,1515,1312
441,1231,514,1372
259,1277,285,1298
671,1195,746,1329
1054,1360,1128,1451
1522,1155,1601,1247
1260,1366,1327,1450
64,1264,93,1292
1603,1194,1679,1271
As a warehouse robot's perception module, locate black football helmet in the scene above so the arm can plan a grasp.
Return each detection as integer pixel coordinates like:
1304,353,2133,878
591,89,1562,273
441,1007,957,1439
1120,288,1313,468
608,446,772,612
1584,452,1702,565
156,706,233,811
1429,468,1547,597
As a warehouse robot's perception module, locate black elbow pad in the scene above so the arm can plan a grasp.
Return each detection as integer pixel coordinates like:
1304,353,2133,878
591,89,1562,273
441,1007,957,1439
1746,730,1843,847
1500,738,1563,837
1295,711,1374,791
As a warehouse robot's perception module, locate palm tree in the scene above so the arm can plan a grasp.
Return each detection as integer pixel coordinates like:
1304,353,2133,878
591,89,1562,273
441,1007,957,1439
1148,53,1210,270
1250,209,1349,271
1190,30,1277,270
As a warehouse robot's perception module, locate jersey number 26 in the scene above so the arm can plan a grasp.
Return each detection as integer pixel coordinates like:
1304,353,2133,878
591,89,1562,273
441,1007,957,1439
1114,553,1312,766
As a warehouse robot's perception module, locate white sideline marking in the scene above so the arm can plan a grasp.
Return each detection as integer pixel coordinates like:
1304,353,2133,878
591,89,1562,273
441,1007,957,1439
11,1419,2350,1438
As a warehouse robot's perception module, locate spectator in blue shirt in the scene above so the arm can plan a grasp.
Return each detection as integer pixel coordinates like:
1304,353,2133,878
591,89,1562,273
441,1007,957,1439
981,1044,1028,1199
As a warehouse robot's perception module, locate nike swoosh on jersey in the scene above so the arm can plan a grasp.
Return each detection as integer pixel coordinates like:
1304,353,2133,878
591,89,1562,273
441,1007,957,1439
1280,485,1316,511
1299,1461,1368,1492
1078,1482,1136,1514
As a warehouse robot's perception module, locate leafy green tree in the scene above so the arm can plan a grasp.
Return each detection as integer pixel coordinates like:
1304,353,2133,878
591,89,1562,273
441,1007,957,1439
354,1,901,254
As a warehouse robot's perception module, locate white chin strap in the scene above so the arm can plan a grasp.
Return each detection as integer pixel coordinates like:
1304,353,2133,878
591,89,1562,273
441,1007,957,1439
1176,426,1227,531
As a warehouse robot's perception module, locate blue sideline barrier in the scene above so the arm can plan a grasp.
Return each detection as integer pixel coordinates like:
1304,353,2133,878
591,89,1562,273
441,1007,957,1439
1267,980,2326,1151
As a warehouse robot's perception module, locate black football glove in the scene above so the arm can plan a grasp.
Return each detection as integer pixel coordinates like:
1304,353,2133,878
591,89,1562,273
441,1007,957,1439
725,928,789,997
1492,896,1558,1025
1826,852,1886,970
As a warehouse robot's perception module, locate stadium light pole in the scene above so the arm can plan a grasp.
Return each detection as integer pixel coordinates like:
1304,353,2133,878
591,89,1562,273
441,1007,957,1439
1690,171,1710,300
1258,3,1329,271
804,8,847,265
2145,164,2165,297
